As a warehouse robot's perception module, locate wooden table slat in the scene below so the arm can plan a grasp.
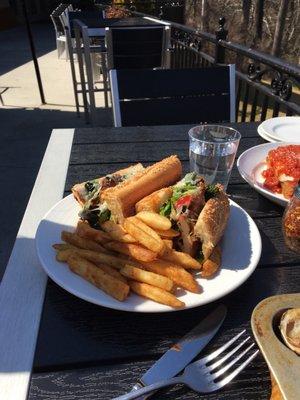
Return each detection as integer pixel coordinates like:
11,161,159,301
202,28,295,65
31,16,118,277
69,137,264,165
29,356,270,400
72,123,260,144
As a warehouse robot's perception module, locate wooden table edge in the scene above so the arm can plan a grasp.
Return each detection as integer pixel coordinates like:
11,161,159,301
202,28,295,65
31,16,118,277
0,129,74,400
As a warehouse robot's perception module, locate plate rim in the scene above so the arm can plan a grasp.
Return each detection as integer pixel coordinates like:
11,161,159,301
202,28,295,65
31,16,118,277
257,124,278,143
236,142,300,206
259,116,300,142
35,195,262,313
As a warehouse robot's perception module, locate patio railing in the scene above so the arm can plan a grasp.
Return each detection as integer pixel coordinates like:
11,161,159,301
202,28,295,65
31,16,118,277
99,1,300,122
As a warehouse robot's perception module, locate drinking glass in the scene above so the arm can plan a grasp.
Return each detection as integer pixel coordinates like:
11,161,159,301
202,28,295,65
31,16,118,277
188,125,241,190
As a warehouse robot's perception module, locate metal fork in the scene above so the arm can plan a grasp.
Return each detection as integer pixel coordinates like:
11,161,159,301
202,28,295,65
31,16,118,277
112,330,259,400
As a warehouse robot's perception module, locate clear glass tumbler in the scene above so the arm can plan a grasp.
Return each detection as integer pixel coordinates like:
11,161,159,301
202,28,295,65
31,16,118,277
188,125,241,190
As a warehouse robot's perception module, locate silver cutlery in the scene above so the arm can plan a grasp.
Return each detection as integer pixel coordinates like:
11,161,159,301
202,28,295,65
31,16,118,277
113,330,259,400
131,304,227,400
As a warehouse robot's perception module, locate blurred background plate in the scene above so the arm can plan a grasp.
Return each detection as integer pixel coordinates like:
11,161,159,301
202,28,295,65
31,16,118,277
258,117,300,143
236,142,300,206
257,124,278,143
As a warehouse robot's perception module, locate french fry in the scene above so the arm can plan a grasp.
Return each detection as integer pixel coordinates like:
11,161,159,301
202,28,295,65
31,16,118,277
67,255,129,301
121,264,173,292
101,220,136,243
76,220,111,244
56,248,128,269
56,249,73,262
53,243,76,251
163,239,173,249
56,248,127,283
201,245,222,278
61,231,109,253
129,281,184,308
155,228,180,238
104,241,157,262
128,216,162,241
141,260,201,293
124,217,165,254
98,263,128,283
136,211,171,231
162,249,202,270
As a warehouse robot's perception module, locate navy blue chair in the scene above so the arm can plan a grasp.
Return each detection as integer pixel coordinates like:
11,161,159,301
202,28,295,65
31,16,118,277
110,65,236,127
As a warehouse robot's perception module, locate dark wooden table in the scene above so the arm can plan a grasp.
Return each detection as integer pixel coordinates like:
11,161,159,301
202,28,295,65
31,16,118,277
81,16,166,28
26,123,299,399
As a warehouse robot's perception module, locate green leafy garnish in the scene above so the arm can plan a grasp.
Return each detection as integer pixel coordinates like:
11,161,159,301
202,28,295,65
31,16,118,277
205,185,219,201
98,209,111,224
160,200,172,217
159,173,199,217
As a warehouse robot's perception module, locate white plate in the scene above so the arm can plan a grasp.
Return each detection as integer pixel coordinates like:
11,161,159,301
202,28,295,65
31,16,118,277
237,142,300,207
36,195,261,313
258,117,300,143
257,124,278,143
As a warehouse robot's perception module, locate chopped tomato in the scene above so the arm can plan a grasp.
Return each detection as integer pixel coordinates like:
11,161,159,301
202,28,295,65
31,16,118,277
262,145,300,199
175,195,192,209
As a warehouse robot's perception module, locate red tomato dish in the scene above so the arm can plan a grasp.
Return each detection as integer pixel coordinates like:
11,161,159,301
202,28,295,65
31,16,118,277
262,145,300,199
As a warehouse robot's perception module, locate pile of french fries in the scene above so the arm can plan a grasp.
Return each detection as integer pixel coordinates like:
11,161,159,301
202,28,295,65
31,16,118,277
53,211,211,308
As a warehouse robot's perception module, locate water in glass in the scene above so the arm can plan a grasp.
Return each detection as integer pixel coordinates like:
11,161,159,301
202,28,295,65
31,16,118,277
188,125,241,189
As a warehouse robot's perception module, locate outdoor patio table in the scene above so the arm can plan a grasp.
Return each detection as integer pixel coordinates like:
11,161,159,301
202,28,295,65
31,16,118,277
1,122,300,400
74,16,168,36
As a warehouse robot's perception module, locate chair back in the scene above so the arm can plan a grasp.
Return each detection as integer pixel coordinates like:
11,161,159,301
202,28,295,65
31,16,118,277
51,4,69,36
106,26,170,70
110,66,236,127
68,10,104,28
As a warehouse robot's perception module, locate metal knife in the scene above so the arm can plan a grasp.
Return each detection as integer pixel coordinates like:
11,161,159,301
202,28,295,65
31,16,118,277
131,304,227,399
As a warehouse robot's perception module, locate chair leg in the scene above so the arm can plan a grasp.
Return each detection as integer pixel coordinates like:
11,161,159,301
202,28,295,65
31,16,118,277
101,53,109,108
81,32,98,126
91,53,100,83
74,29,89,123
57,39,63,59
56,39,60,58
65,41,69,61
84,49,97,125
65,32,80,116
69,50,80,116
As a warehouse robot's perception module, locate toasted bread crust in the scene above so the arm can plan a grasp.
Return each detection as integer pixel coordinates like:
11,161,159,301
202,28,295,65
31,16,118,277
102,156,182,222
135,187,173,213
194,188,229,260
71,163,144,206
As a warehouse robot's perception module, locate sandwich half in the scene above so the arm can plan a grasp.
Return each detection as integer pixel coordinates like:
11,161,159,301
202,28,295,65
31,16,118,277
137,172,230,261
72,164,144,228
72,155,182,227
101,155,182,223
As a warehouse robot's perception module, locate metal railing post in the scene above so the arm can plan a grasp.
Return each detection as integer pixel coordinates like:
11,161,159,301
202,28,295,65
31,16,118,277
22,0,46,104
214,17,228,64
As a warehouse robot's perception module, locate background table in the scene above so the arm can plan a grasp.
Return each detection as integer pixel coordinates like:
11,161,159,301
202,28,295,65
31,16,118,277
2,123,300,400
74,16,168,37
81,16,168,28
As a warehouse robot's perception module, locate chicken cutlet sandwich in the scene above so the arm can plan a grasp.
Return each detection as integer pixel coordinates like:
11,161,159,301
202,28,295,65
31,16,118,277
72,155,182,227
136,172,230,261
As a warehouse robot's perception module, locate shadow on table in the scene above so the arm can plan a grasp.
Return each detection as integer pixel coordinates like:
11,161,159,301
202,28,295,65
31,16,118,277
31,216,293,372
0,106,112,281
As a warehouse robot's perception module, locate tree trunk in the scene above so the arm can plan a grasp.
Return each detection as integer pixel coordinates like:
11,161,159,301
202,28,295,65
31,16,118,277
271,0,290,56
254,0,265,40
242,0,252,26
